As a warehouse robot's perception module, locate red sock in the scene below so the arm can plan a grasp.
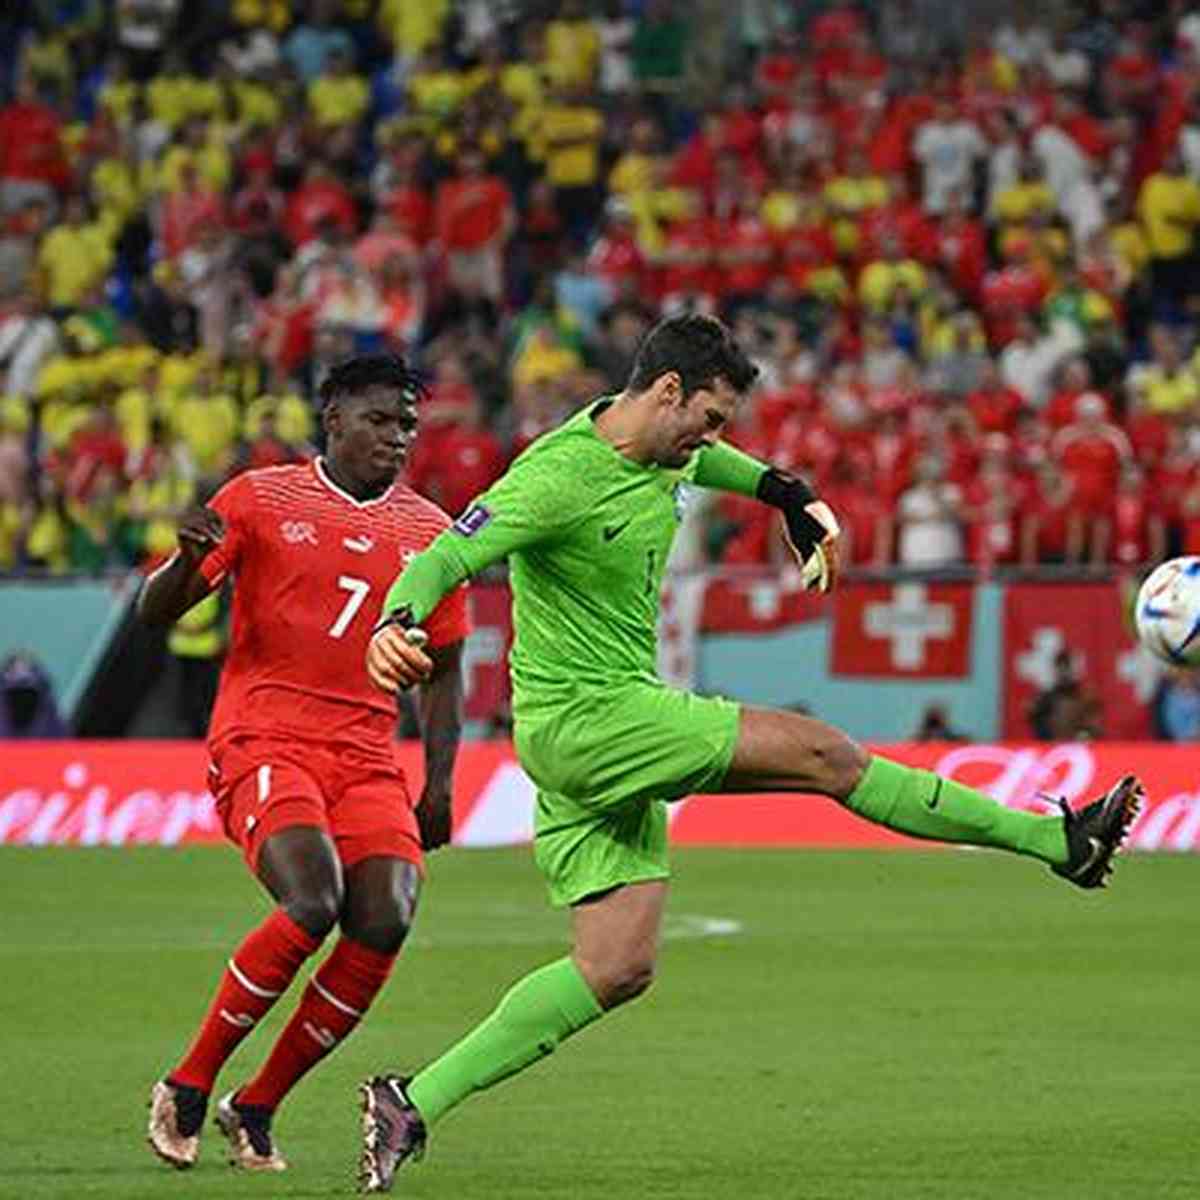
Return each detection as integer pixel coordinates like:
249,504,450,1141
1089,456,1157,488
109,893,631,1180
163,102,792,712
170,909,321,1093
237,937,397,1110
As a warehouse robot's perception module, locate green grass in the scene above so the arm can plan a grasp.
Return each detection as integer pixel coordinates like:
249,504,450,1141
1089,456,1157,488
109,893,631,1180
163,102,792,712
1,846,1196,1199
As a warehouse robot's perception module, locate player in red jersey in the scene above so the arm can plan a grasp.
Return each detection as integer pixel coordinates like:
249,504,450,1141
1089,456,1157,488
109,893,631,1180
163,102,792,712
141,355,470,1173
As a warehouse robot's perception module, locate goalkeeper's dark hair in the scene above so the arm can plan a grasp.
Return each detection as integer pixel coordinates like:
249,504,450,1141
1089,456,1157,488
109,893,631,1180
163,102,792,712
319,352,426,409
627,315,759,397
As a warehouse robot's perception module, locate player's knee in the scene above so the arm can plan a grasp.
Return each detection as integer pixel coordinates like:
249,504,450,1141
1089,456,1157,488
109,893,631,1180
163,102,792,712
595,957,656,1010
283,885,343,939
817,731,870,800
342,909,411,955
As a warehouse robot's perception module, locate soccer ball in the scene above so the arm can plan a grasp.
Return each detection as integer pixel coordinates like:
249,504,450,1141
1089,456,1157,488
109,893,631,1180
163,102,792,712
1135,557,1200,667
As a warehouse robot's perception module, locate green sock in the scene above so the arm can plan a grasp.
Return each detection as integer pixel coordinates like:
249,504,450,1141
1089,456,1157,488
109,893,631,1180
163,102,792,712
844,755,1068,865
407,956,603,1126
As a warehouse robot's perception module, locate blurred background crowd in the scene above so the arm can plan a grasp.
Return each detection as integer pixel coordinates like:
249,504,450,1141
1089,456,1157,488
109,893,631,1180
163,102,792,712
2,0,1200,578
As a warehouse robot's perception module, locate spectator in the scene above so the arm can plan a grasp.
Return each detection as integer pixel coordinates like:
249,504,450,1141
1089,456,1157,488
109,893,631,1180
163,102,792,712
284,159,358,250
896,453,964,568
1138,145,1200,312
597,0,635,96
307,45,368,131
541,81,605,246
0,290,58,396
0,72,69,212
168,588,224,737
544,0,601,90
434,147,514,304
1028,646,1103,741
284,0,354,83
407,388,504,518
967,358,1023,435
0,652,66,738
1021,460,1084,566
1051,392,1132,543
913,98,987,216
1151,669,1200,741
1096,461,1165,567
631,0,689,96
114,0,180,78
1127,324,1199,417
913,703,968,742
37,194,114,311
966,433,1023,568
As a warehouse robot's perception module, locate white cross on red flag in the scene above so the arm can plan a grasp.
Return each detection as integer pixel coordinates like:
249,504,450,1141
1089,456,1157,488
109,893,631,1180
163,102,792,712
831,582,974,677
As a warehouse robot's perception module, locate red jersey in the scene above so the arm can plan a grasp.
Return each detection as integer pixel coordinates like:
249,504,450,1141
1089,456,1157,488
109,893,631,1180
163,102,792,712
968,385,1023,435
200,460,470,751
407,424,506,518
433,176,512,252
718,213,775,295
1052,424,1131,513
1109,489,1154,566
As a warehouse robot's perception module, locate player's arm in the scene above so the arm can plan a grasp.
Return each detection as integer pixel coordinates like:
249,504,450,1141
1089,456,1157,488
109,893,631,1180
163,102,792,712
693,439,842,592
368,459,579,692
136,507,226,626
414,639,464,851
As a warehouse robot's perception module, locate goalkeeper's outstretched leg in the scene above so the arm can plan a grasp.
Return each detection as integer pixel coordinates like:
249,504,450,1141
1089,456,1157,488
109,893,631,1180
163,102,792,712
721,707,1141,889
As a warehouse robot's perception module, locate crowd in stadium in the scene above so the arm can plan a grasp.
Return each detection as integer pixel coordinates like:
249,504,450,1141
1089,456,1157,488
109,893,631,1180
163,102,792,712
1,0,1200,576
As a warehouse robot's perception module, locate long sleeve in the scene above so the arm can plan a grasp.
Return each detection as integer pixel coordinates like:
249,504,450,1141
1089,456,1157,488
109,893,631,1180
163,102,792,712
381,451,585,624
692,439,770,498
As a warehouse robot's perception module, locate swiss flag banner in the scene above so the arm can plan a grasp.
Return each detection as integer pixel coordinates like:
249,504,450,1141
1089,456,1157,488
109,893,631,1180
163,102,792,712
831,582,974,677
1001,582,1158,740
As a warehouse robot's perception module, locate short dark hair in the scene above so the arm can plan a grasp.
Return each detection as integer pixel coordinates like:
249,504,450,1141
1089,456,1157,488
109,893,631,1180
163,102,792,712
318,353,426,409
626,315,759,397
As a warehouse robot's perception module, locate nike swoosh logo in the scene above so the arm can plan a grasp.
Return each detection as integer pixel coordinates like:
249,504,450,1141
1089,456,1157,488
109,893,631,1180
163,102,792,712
344,536,374,553
603,520,633,542
927,779,943,810
1069,836,1106,879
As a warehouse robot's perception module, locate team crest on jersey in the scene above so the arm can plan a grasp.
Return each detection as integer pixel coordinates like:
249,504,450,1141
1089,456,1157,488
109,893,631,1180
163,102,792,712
672,483,691,521
280,520,318,545
453,504,493,537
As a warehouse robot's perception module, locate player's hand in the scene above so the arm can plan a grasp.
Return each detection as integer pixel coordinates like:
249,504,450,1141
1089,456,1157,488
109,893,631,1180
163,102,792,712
416,786,453,851
176,506,225,566
782,499,842,593
367,624,433,692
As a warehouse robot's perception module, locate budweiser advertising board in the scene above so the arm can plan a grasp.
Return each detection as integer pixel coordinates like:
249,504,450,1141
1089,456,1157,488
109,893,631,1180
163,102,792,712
2,741,1199,852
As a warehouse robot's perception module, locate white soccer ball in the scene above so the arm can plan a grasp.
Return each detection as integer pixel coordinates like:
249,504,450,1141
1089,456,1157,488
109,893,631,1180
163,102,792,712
1135,557,1200,667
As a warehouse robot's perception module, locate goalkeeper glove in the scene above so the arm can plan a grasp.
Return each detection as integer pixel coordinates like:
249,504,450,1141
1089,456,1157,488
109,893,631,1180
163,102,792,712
756,468,842,593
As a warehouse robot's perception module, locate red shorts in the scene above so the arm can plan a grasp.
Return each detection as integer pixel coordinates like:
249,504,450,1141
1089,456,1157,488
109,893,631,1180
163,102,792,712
209,736,423,873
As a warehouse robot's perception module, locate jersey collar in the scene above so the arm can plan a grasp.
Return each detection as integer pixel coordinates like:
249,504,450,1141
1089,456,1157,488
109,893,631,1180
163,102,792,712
313,457,396,509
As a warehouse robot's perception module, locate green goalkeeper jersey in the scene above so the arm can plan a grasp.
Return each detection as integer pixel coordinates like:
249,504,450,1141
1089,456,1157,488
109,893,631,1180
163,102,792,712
382,400,767,716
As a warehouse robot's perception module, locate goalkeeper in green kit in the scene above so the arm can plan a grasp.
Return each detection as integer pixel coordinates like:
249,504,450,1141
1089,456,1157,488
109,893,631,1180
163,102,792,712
356,315,1143,1193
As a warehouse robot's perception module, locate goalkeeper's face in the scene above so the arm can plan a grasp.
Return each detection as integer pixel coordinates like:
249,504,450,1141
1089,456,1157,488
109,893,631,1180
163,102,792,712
653,375,738,468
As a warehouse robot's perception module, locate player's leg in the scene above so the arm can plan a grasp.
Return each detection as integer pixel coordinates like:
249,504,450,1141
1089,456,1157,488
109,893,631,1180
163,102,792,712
722,706,1142,884
358,881,662,1193
215,758,423,1166
235,856,420,1114
149,754,339,1170
406,878,663,1118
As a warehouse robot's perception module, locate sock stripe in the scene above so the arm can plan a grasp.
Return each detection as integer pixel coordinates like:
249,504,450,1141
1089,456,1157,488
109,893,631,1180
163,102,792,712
228,958,283,999
311,974,364,1018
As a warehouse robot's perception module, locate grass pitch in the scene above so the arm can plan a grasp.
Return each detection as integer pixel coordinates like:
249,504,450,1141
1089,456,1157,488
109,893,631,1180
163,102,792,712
1,845,1195,1199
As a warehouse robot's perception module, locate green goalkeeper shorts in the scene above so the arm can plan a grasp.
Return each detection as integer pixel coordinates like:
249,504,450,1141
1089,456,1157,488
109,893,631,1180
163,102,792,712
514,681,741,908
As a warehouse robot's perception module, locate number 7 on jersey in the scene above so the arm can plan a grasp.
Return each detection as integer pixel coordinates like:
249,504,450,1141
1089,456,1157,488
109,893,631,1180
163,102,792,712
329,575,371,638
